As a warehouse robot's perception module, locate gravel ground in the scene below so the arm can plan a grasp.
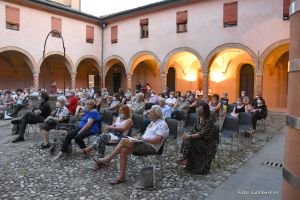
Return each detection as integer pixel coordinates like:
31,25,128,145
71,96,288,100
0,112,285,200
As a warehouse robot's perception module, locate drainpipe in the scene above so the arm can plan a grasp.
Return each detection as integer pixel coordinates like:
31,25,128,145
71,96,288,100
282,0,300,199
100,20,107,89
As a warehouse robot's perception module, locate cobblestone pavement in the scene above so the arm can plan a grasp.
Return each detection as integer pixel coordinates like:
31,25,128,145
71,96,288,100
0,112,285,200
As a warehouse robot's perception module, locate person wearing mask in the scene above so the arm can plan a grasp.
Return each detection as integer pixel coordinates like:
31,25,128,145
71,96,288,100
92,105,169,185
10,89,29,117
158,97,172,118
231,97,245,118
125,89,132,101
240,91,248,102
209,94,222,115
188,93,197,113
11,92,52,143
66,90,78,116
101,88,109,98
243,97,253,113
53,100,101,160
177,103,216,175
93,91,102,112
145,91,158,110
251,99,268,132
130,93,145,115
166,91,177,110
39,96,69,149
171,94,190,120
78,105,133,160
107,93,121,112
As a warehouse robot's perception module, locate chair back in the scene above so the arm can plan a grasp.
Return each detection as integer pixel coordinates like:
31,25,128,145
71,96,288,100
213,124,220,144
210,111,216,123
131,113,144,133
184,113,197,129
165,118,178,140
238,112,252,126
102,110,114,125
226,104,236,114
221,116,239,137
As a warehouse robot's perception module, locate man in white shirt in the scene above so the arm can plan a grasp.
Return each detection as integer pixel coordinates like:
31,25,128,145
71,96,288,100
93,105,169,185
165,91,177,110
158,97,172,118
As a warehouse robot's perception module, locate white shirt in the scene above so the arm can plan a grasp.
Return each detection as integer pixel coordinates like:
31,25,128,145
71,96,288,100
142,119,169,152
166,97,177,106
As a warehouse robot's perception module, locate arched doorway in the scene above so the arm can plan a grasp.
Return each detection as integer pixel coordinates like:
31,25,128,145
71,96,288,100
167,67,176,92
239,64,254,99
0,50,34,89
207,47,256,102
163,50,203,93
130,52,161,94
262,43,289,110
76,58,101,90
39,54,72,91
105,58,127,94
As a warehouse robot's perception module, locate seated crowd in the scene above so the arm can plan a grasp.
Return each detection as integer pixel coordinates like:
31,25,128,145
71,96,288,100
2,85,268,184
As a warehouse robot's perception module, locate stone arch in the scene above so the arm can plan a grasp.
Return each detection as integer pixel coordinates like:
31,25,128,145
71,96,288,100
128,51,161,74
205,43,258,73
0,46,37,73
104,55,127,75
161,47,205,74
37,51,74,73
75,55,102,74
259,39,289,74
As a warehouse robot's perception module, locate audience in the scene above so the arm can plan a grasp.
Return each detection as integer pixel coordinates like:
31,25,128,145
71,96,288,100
92,105,169,185
79,105,133,161
158,98,172,118
130,92,145,115
231,97,245,118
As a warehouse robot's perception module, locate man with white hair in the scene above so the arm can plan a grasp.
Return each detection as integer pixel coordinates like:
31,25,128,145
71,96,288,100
158,97,172,118
39,95,69,149
93,105,169,184
130,92,145,115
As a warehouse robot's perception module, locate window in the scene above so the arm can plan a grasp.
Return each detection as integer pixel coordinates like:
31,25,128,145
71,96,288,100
5,5,20,31
111,26,118,43
223,1,238,27
176,10,188,33
51,17,62,37
283,0,290,20
86,25,94,43
140,18,149,38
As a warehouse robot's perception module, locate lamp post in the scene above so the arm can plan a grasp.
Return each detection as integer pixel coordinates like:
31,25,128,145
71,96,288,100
42,30,66,95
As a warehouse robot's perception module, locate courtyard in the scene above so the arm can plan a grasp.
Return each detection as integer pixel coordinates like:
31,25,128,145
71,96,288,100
0,112,285,200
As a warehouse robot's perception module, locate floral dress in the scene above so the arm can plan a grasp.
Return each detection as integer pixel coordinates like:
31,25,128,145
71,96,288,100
181,118,217,174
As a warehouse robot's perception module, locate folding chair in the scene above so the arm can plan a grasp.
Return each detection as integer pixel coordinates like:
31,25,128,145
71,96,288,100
101,110,114,126
165,118,179,155
220,116,239,151
180,113,197,134
238,112,253,133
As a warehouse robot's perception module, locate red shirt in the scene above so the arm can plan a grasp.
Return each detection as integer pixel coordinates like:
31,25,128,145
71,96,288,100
67,95,78,115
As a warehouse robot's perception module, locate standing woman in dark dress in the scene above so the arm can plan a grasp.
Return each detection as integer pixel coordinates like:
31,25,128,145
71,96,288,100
177,103,216,174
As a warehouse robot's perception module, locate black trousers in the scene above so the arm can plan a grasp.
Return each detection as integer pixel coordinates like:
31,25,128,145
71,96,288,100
12,104,27,116
61,127,95,153
252,112,265,130
18,112,44,139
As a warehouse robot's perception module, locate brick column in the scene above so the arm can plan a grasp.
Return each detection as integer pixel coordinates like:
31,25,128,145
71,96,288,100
161,73,167,93
282,1,300,199
255,73,263,96
202,72,209,102
70,72,76,90
126,73,132,90
33,72,39,91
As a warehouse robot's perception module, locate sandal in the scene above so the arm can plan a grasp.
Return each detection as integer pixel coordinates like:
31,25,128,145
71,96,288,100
110,179,127,185
92,157,109,167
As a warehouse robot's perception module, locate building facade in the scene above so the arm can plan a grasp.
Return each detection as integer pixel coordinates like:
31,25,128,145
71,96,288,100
0,0,290,111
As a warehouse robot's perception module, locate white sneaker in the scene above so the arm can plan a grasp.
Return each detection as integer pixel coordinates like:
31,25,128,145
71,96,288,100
4,110,12,120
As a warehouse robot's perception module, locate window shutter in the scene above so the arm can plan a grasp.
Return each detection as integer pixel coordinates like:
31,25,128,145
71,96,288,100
86,25,94,42
51,17,62,33
224,2,238,26
140,18,149,25
283,0,291,18
176,10,188,24
6,5,20,25
111,26,118,43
